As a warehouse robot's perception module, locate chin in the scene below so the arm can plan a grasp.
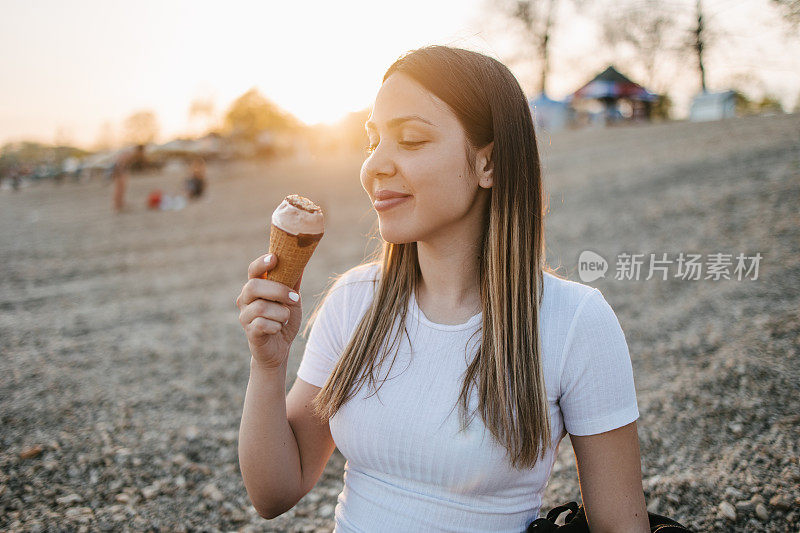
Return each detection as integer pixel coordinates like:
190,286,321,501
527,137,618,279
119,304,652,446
378,222,417,245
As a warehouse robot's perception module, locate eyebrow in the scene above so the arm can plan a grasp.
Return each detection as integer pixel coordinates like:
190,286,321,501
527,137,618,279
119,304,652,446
364,115,436,131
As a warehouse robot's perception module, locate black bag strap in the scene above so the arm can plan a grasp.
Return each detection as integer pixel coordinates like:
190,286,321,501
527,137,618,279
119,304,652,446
526,501,695,532
545,501,580,523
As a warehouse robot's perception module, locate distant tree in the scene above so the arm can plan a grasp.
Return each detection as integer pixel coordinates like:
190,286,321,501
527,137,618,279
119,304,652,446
732,90,758,115
492,0,591,95
757,94,784,113
771,0,800,28
123,111,160,145
650,93,673,121
692,0,709,92
224,88,302,142
0,141,88,174
598,0,679,91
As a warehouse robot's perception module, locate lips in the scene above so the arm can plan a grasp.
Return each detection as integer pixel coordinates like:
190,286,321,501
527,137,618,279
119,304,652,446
374,189,411,200
373,191,412,212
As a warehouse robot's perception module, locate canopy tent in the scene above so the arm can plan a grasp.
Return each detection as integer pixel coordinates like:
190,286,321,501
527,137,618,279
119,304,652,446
567,65,659,125
568,65,659,102
690,90,737,121
529,92,571,133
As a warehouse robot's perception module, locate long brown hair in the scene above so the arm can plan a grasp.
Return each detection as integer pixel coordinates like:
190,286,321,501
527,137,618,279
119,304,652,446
303,45,559,469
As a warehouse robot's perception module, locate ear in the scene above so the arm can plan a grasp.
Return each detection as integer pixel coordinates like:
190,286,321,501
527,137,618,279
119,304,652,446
477,141,494,189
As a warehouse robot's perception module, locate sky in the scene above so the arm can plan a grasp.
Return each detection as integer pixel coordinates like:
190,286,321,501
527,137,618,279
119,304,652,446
1,0,797,150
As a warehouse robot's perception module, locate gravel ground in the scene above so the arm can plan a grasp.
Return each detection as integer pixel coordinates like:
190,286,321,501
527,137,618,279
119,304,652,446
1,113,798,532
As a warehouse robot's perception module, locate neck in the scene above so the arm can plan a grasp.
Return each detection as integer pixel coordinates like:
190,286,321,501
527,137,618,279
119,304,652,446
415,221,484,315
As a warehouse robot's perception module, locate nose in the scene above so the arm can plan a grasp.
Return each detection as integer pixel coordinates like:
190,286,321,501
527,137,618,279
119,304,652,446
362,143,396,181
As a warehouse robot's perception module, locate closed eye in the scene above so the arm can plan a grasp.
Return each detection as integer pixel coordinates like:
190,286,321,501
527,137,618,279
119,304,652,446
400,141,426,148
364,140,426,156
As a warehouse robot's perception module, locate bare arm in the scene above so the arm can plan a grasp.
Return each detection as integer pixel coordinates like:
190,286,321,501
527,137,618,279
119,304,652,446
238,359,337,519
570,420,650,533
236,253,338,519
238,358,303,518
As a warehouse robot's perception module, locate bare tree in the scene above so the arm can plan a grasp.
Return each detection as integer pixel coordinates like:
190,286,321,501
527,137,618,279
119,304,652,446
123,111,160,146
693,0,708,92
493,0,592,94
493,0,589,95
598,0,679,91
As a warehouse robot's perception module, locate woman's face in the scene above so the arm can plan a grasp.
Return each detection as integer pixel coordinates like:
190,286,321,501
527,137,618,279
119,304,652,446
361,73,490,245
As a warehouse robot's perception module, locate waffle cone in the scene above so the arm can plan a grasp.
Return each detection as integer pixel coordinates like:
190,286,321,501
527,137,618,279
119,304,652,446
263,224,323,288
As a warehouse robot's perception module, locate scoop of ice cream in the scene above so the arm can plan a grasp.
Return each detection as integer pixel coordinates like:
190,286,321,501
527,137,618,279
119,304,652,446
270,194,324,236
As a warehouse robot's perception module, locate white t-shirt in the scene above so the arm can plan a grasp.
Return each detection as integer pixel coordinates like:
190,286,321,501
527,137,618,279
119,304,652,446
296,262,639,533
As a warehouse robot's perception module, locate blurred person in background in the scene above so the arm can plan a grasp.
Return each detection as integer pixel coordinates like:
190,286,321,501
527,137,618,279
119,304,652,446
111,144,145,213
185,156,206,200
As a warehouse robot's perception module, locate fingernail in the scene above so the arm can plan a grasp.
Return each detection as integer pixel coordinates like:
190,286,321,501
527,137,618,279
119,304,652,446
288,291,300,302
264,254,274,264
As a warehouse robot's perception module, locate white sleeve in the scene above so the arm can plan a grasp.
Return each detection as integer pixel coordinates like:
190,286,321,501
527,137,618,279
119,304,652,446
558,288,640,436
295,276,350,388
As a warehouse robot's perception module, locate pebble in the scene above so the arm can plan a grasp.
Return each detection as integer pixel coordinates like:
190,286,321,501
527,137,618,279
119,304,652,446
201,483,224,502
724,486,744,499
65,507,93,522
769,493,791,510
141,483,160,499
183,426,200,440
647,497,661,514
719,501,737,521
319,504,334,517
19,445,44,459
735,499,753,511
56,493,83,505
755,502,769,521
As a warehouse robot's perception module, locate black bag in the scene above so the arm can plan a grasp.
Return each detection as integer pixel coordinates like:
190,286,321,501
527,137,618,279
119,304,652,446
525,501,694,532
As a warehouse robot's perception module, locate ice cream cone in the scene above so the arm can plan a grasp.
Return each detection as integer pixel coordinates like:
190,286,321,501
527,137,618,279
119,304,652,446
263,194,325,289
264,224,323,288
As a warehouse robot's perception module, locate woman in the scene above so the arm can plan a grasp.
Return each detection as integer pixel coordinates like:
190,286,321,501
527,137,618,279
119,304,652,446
236,45,649,532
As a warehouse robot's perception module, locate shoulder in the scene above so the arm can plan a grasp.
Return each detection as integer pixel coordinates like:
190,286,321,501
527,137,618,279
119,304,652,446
330,261,380,294
321,262,380,315
541,270,601,323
